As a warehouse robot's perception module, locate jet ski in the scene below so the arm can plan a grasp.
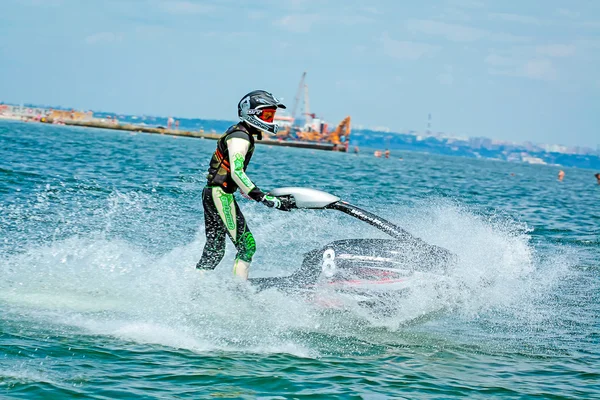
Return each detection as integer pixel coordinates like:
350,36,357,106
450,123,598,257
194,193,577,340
248,188,456,312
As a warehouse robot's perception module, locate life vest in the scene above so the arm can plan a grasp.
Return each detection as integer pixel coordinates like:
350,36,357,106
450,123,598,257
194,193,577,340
206,123,256,193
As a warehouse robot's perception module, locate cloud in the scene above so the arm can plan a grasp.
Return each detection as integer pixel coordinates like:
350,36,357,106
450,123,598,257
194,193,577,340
406,19,531,44
576,38,600,50
284,0,310,10
434,8,473,22
276,40,291,50
380,33,438,60
361,6,382,15
19,0,63,6
556,8,580,19
438,66,454,85
447,0,485,8
273,12,372,33
335,79,364,90
487,54,557,81
521,59,557,81
489,12,542,25
246,11,265,20
200,31,252,40
406,19,485,42
489,32,532,43
337,15,375,25
85,32,123,45
157,1,215,15
353,45,367,56
134,25,168,40
581,21,600,29
536,44,576,58
485,53,514,66
274,14,323,33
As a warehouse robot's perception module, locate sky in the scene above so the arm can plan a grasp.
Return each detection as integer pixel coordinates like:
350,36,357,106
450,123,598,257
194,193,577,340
1,0,599,147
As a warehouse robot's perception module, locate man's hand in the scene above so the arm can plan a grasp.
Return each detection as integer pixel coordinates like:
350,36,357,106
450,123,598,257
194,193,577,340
240,191,253,200
261,195,295,211
276,196,296,211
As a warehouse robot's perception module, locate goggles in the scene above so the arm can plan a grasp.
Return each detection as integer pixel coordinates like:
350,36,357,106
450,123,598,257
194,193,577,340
257,108,276,123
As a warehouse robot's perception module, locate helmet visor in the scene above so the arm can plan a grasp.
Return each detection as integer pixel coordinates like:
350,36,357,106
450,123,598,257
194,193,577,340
257,108,276,123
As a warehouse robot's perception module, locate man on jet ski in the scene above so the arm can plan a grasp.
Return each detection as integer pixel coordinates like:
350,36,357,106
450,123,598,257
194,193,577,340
196,90,295,279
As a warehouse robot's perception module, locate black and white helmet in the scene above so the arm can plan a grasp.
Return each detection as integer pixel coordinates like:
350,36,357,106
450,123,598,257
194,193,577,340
238,90,286,134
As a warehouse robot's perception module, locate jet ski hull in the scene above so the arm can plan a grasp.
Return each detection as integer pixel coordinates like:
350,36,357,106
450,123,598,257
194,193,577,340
249,238,454,311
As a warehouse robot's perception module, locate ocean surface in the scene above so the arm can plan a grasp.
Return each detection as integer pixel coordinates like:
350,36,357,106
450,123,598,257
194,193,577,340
1,120,599,399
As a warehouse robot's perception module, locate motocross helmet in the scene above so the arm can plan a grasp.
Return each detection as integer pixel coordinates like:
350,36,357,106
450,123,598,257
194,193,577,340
238,90,286,135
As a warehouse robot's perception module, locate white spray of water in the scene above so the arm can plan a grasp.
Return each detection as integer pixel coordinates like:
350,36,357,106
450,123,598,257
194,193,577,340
0,197,576,355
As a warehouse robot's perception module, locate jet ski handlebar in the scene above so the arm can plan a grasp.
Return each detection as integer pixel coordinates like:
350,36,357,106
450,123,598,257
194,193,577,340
268,187,340,209
267,187,415,242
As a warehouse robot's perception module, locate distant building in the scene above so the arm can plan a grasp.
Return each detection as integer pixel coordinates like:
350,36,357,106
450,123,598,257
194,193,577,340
0,105,92,121
2,105,51,119
469,137,492,149
49,109,93,121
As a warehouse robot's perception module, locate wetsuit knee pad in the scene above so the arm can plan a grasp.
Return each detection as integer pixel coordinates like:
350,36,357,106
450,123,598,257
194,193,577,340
236,231,256,262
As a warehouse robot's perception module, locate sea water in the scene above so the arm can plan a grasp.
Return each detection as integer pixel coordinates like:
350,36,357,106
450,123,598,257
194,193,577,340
1,120,598,399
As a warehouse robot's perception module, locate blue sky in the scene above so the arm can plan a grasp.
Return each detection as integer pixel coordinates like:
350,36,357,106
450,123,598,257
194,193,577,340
1,0,599,147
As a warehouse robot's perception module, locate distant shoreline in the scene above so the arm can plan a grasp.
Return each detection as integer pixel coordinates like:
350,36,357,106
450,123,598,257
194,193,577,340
2,110,598,169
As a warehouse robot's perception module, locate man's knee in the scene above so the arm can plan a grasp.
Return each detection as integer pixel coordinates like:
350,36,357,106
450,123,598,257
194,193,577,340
236,232,256,262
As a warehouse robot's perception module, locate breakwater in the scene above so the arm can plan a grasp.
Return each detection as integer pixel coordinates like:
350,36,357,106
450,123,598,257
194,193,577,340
43,118,347,152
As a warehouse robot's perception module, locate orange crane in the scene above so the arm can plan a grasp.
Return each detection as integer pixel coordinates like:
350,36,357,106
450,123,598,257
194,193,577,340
324,116,351,146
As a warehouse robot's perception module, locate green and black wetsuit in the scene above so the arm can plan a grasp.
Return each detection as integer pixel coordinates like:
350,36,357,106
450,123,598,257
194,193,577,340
196,122,263,270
